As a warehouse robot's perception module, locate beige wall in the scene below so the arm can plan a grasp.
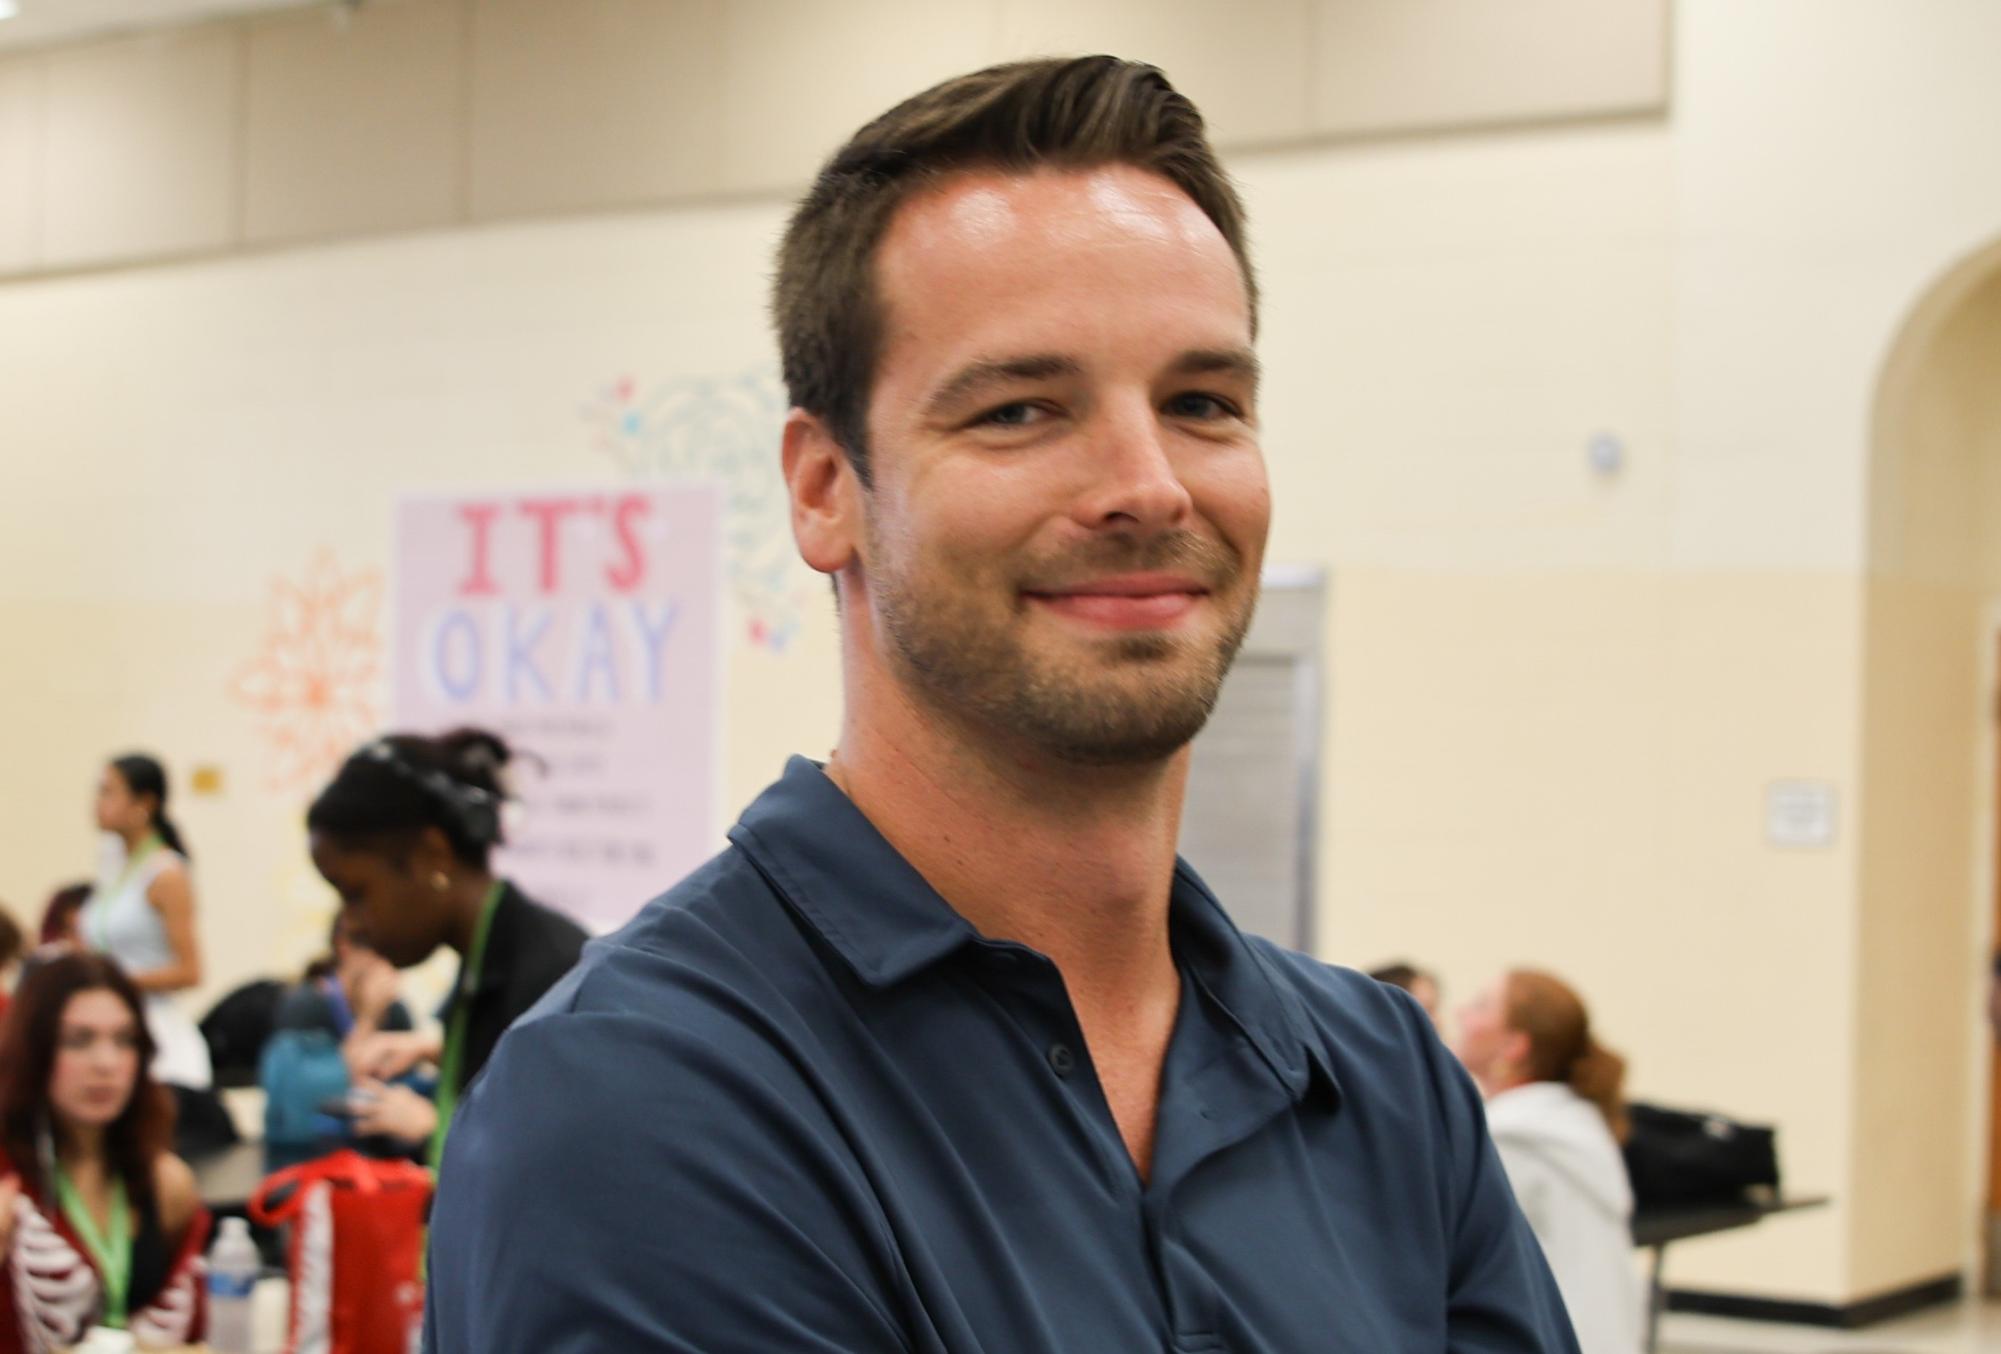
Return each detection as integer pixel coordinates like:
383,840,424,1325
1852,576,1985,1293
0,202,838,1000
1848,262,2001,1296
4,0,2001,1312
0,0,1668,278
1326,565,1864,1295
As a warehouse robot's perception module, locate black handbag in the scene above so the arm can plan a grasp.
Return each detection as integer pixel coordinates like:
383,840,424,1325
1622,1101,1780,1208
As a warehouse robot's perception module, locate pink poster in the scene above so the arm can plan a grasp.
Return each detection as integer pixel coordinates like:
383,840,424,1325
393,487,720,932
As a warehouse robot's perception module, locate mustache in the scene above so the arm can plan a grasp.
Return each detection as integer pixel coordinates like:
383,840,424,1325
1017,530,1242,591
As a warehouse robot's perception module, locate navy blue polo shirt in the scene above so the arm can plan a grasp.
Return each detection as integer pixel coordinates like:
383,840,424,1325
425,758,1578,1353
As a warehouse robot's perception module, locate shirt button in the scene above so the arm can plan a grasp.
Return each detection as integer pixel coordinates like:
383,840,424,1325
1047,1043,1076,1078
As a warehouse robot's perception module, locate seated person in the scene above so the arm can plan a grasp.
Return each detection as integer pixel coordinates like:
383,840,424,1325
263,914,423,1165
17,884,91,989
38,883,90,950
0,909,22,1019
0,954,207,1349
275,911,413,1046
1367,959,1441,1025
1455,969,1642,1354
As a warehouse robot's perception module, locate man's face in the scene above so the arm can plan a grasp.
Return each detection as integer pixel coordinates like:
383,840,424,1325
854,164,1269,766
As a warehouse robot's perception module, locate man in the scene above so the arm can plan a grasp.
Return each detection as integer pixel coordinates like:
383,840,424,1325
425,57,1578,1352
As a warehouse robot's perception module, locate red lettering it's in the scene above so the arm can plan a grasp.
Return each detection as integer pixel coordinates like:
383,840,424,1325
518,498,583,593
456,504,502,597
606,495,650,593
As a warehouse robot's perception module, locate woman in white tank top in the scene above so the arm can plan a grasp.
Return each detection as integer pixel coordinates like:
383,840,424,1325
77,755,211,1092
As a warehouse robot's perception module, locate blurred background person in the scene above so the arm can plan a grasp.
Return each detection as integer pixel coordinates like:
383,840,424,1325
278,909,412,1047
260,912,417,1169
0,953,208,1349
1368,960,1441,1026
1455,968,1640,1354
305,729,585,1168
15,884,91,993
77,756,212,1102
36,883,90,951
0,909,22,1021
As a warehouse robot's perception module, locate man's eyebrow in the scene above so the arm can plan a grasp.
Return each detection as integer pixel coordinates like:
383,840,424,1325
1168,346,1261,389
923,354,1081,419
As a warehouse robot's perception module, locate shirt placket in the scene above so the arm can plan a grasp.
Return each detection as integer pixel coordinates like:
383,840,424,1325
1144,991,1308,1352
980,949,1265,1350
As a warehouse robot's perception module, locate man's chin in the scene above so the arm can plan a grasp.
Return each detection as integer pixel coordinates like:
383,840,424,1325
1004,673,1227,766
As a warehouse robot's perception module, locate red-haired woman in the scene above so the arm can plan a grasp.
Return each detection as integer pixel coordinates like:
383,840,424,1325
0,954,208,1349
1454,969,1641,1354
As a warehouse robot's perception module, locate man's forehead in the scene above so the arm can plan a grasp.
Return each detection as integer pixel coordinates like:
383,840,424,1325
881,162,1227,266
871,163,1252,369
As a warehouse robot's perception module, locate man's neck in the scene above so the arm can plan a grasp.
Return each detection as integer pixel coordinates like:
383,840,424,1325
826,683,1186,1013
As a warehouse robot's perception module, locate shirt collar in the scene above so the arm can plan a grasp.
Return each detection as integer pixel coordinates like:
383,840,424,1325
730,757,1333,1103
1166,858,1337,1104
729,758,979,987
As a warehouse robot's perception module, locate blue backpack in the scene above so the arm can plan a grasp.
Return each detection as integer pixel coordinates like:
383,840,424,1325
259,1028,351,1156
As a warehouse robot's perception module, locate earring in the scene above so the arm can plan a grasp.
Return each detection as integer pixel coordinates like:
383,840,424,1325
431,871,450,892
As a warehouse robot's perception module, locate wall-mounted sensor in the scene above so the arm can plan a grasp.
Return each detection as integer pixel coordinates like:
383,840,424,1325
1587,432,1625,477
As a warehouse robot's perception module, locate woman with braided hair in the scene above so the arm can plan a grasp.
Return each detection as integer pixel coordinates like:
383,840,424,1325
305,729,586,1170
1454,969,1642,1354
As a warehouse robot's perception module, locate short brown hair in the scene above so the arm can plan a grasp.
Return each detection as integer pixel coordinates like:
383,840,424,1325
773,55,1257,486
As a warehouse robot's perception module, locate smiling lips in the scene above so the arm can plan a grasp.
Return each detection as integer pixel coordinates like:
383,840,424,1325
1024,572,1211,630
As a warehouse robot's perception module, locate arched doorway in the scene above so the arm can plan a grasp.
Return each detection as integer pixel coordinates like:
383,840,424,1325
1865,233,2001,1294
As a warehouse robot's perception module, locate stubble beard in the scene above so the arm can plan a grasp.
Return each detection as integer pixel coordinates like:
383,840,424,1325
872,530,1258,767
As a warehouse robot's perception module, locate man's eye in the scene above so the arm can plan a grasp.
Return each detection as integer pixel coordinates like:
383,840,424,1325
1166,392,1240,420
973,402,1046,429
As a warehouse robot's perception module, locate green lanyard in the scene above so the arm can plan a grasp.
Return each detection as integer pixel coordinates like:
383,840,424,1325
430,880,504,1172
52,1165,131,1329
89,833,160,953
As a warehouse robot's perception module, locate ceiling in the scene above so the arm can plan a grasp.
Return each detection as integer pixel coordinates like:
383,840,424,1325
0,0,323,52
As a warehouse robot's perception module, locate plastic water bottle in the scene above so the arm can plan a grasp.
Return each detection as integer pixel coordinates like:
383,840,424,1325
206,1216,259,1352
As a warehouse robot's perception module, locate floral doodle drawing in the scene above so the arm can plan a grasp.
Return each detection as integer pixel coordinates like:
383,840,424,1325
582,367,808,651
229,550,385,790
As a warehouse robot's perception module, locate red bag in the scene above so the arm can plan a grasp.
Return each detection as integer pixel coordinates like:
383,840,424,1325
249,1150,433,1354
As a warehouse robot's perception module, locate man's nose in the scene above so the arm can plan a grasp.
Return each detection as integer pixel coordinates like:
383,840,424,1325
1069,399,1195,535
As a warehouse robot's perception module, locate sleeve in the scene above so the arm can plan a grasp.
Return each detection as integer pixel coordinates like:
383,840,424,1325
422,988,916,1354
1423,1035,1580,1352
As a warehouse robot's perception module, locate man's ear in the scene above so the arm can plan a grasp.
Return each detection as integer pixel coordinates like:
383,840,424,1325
783,409,863,578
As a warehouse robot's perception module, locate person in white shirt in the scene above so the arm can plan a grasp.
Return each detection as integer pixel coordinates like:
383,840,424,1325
76,754,210,1095
1456,969,1642,1354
